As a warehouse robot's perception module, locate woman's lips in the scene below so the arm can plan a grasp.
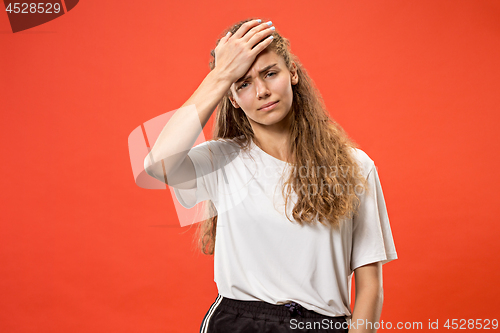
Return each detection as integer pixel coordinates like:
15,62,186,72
259,101,279,111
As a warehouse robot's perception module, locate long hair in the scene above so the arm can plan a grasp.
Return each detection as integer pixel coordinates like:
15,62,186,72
194,18,370,255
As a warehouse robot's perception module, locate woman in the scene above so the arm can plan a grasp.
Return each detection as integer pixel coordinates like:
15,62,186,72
144,17,397,333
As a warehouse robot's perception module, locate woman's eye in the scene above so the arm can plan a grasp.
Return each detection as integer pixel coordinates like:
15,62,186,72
238,72,276,90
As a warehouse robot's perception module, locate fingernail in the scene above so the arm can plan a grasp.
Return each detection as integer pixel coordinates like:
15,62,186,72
266,21,273,26
257,19,262,23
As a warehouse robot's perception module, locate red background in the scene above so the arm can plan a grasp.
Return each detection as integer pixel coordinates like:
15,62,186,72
1,0,499,332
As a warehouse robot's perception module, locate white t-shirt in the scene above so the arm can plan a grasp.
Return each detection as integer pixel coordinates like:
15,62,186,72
173,137,397,318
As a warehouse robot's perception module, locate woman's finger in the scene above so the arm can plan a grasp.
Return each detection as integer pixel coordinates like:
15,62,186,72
231,19,262,39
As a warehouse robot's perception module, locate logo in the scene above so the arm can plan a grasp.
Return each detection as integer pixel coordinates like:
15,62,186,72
3,0,79,33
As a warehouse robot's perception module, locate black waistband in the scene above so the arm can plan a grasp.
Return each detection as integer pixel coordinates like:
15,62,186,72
217,295,347,321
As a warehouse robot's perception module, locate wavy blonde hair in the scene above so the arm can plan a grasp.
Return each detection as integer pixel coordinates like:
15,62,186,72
194,18,370,255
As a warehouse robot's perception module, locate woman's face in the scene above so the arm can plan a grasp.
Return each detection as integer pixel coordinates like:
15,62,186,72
229,49,298,129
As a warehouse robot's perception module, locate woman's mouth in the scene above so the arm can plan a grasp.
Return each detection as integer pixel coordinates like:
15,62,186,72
259,101,279,111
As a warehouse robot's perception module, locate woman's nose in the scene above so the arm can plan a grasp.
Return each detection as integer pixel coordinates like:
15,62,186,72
256,80,271,99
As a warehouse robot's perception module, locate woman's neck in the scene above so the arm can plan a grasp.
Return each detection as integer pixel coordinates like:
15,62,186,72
253,131,292,163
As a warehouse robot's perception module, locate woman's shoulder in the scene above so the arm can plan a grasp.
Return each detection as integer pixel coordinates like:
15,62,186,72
191,137,244,161
349,147,376,179
193,137,243,149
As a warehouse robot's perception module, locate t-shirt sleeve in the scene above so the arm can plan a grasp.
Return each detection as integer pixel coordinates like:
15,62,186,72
351,165,398,272
173,141,220,209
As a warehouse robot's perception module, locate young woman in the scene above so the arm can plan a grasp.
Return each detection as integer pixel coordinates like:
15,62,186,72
144,18,397,333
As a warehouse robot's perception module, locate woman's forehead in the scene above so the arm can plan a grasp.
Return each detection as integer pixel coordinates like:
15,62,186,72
253,49,281,67
241,54,284,78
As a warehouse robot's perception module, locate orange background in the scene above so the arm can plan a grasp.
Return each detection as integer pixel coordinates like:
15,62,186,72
1,0,499,332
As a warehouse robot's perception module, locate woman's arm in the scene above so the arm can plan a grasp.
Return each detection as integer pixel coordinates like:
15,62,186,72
143,69,232,187
349,262,384,333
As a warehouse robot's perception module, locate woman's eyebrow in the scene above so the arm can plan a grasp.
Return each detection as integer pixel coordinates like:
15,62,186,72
236,63,278,83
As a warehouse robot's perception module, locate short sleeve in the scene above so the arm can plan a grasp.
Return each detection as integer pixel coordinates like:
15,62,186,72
351,165,398,272
173,141,220,209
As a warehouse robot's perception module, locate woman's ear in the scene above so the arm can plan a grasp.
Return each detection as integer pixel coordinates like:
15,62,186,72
228,95,240,109
290,62,299,85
